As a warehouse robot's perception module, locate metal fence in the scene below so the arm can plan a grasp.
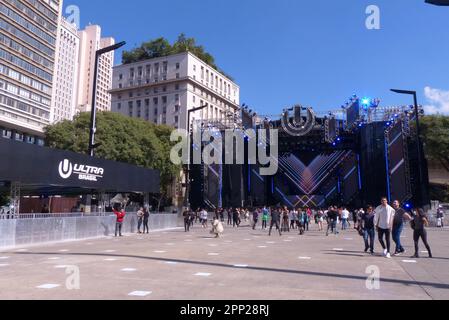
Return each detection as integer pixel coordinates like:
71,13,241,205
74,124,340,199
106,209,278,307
0,211,176,220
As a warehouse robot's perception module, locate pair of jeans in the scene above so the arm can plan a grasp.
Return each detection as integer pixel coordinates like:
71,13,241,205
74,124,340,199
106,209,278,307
392,223,404,253
115,222,123,236
262,220,267,229
378,228,391,253
137,217,143,232
143,220,149,233
342,219,347,230
363,228,375,253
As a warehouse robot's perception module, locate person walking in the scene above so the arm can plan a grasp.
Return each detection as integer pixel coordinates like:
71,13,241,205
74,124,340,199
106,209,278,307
262,207,269,230
341,207,350,230
113,207,126,237
137,207,144,234
326,206,338,236
227,208,232,226
290,208,298,230
269,207,282,236
201,208,209,229
392,200,412,256
436,207,444,228
411,208,433,259
183,208,192,232
317,209,324,232
252,208,259,230
374,197,395,259
282,208,290,232
233,208,240,228
143,207,150,234
360,206,376,255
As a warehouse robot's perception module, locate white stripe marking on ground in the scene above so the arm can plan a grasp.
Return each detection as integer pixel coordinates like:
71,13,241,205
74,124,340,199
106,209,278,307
128,291,152,297
121,268,137,272
194,273,211,277
36,284,60,289
402,260,417,263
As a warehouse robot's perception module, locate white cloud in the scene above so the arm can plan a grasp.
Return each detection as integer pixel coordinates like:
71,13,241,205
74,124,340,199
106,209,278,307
424,87,449,115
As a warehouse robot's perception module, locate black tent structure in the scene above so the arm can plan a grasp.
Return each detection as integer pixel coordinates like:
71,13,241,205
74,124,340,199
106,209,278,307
0,138,160,214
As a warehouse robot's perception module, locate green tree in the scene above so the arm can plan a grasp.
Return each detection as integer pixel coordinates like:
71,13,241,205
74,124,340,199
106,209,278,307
421,115,449,173
0,193,9,207
122,33,234,81
45,112,181,209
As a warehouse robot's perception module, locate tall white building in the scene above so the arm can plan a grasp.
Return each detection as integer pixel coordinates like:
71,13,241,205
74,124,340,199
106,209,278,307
76,25,115,113
0,0,62,142
50,16,79,123
110,51,240,130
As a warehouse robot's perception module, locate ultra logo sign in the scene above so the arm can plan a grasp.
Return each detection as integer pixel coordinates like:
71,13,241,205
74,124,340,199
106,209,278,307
58,159,104,182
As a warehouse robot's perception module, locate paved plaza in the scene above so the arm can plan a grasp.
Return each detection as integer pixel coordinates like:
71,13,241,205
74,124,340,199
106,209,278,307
1,221,448,300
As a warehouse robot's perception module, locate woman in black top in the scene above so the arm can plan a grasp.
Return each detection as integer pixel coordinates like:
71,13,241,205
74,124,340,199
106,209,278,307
412,208,432,259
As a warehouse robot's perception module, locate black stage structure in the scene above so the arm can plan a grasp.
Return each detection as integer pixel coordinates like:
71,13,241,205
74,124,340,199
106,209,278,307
0,138,160,214
190,96,430,210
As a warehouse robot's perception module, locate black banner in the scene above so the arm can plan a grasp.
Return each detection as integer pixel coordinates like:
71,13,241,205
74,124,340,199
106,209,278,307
0,138,160,193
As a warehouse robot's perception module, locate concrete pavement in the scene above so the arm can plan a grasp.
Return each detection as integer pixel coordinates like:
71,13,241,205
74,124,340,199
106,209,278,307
0,221,448,300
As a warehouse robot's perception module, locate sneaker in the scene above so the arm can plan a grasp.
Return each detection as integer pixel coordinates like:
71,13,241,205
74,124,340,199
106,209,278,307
364,248,369,253
386,253,391,259
383,249,388,256
394,251,402,256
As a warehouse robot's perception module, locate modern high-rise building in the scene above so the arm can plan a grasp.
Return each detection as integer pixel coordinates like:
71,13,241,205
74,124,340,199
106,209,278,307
110,51,240,130
50,16,79,123
0,0,62,143
76,24,115,113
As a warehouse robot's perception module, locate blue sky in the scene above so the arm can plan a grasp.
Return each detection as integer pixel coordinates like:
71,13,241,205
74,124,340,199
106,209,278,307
65,0,449,115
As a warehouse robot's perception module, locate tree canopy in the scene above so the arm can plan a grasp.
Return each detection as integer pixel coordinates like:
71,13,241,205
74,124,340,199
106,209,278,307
122,33,233,81
44,112,181,197
421,115,449,173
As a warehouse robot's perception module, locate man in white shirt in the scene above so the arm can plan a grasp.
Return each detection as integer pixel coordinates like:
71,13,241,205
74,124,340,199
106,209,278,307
374,197,396,258
341,208,350,230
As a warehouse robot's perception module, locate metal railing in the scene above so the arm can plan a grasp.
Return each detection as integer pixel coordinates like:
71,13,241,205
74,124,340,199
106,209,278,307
0,211,177,220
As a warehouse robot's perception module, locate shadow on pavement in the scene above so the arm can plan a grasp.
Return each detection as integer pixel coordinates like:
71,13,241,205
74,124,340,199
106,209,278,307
12,251,449,290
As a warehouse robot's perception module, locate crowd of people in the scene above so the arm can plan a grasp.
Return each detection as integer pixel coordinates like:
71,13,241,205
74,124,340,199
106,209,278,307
179,197,436,259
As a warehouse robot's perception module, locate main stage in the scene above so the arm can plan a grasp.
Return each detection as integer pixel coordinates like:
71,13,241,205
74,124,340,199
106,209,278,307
190,96,430,210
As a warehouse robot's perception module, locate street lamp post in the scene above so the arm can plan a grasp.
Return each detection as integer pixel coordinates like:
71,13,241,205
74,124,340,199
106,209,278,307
88,41,126,157
390,89,425,204
184,105,207,208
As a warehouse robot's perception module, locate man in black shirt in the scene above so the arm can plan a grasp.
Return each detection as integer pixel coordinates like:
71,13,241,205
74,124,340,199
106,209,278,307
269,207,282,236
392,200,412,256
361,206,376,254
326,207,338,236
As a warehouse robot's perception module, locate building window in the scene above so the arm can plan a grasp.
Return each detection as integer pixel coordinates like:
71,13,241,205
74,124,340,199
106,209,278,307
119,74,123,80
175,84,179,90
117,103,121,110
162,96,167,104
176,73,180,79
176,63,180,70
